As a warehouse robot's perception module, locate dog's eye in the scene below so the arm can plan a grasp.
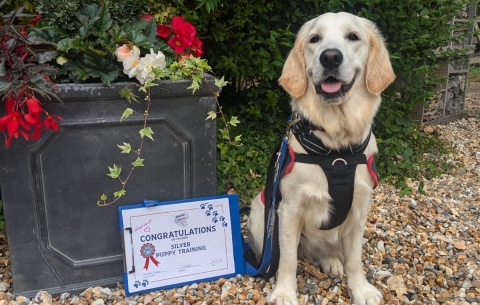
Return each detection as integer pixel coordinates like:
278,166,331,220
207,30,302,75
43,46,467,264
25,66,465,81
347,33,359,41
309,35,320,43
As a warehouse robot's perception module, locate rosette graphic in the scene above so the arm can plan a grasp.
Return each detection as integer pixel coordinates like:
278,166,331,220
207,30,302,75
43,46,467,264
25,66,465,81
140,243,160,270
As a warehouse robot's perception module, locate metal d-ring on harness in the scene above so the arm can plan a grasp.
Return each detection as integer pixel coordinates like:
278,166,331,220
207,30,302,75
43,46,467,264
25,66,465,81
243,113,375,278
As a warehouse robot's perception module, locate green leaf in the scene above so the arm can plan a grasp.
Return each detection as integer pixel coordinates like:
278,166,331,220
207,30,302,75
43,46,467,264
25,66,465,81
120,108,133,121
0,59,5,77
229,116,240,127
119,87,138,103
100,194,107,201
132,158,145,167
92,5,113,34
139,127,154,141
117,142,132,154
36,51,59,64
107,164,121,179
0,78,12,94
214,76,228,88
113,190,126,198
57,38,73,52
206,111,217,120
143,18,158,43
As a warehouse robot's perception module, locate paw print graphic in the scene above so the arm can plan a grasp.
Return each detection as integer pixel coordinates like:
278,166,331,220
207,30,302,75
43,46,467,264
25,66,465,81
213,211,219,217
133,280,142,288
205,210,211,216
222,222,228,227
142,279,149,287
200,203,206,209
219,216,225,222
212,217,218,223
208,204,213,210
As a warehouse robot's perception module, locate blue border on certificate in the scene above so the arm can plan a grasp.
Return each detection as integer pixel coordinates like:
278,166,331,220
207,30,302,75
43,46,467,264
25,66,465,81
118,194,244,296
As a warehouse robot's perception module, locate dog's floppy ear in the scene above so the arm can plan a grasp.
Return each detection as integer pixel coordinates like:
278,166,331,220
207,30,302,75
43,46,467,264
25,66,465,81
363,19,396,95
278,23,310,98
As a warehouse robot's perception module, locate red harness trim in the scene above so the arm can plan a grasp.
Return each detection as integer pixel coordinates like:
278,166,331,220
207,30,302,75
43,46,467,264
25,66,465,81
367,154,379,189
260,147,378,205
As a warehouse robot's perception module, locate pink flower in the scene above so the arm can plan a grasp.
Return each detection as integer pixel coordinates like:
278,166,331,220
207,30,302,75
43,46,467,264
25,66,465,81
114,44,133,62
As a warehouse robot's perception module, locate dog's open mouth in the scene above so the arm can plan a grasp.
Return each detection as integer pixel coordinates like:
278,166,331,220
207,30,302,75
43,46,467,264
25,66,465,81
315,76,355,98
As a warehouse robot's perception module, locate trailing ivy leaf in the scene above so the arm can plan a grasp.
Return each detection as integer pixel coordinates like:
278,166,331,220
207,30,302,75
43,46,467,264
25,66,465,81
119,87,138,103
107,164,121,179
132,158,144,167
214,76,228,88
206,111,217,120
117,142,132,154
139,127,154,141
120,108,133,121
229,116,240,127
100,194,107,201
113,190,126,198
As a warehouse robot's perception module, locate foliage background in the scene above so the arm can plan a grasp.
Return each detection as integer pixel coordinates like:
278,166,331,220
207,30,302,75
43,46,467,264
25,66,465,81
2,0,472,203
155,0,467,202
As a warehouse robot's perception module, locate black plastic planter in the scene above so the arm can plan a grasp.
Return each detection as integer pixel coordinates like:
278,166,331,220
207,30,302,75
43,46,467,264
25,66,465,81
0,78,217,296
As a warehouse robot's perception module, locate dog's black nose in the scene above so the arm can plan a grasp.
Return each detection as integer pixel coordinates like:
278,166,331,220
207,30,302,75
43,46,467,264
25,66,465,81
320,49,343,70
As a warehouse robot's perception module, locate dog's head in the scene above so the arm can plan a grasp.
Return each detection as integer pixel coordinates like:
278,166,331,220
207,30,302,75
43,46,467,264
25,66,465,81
279,12,395,104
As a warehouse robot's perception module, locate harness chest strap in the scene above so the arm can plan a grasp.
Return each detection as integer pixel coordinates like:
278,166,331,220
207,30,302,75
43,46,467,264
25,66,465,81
260,146,378,229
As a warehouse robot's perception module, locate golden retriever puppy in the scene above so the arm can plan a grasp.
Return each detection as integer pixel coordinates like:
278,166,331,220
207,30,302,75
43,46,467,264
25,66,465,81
247,12,395,305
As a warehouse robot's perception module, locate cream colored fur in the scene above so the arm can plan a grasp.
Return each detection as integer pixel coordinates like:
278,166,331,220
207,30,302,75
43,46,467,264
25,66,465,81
247,12,395,305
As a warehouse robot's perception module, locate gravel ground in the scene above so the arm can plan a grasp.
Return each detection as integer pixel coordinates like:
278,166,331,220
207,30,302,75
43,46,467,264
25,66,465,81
0,86,479,305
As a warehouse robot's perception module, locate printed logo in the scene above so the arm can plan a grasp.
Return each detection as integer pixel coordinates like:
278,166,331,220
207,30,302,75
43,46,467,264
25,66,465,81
171,212,189,227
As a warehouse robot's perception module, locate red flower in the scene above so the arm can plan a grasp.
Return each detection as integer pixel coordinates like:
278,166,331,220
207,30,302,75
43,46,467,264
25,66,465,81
141,14,153,21
44,114,62,131
26,96,42,113
170,16,196,44
190,37,204,57
31,14,41,25
0,111,30,136
156,24,171,39
168,35,191,54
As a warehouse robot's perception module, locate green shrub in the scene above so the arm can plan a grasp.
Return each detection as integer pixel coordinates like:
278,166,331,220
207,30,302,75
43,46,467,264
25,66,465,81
150,0,469,201
33,0,149,31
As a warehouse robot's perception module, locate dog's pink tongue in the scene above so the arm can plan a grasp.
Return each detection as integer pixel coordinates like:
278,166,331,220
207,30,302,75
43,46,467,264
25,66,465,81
321,81,342,93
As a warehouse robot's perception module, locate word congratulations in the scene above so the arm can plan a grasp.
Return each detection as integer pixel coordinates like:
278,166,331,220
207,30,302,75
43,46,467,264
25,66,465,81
139,225,216,242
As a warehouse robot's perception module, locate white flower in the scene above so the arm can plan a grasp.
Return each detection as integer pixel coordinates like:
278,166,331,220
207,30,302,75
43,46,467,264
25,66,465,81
135,49,166,84
115,45,141,78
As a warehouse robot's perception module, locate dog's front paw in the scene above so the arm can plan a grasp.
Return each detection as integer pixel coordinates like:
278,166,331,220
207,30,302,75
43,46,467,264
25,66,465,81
267,288,299,305
348,281,382,305
320,256,344,277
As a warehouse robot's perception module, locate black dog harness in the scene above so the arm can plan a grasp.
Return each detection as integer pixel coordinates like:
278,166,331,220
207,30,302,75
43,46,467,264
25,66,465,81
259,118,379,229
244,115,378,278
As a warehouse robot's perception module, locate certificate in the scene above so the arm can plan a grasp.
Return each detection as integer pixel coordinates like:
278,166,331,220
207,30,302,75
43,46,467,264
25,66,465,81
119,195,244,295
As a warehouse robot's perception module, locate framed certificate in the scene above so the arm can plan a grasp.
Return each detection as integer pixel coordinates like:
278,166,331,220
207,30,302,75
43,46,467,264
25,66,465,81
118,194,244,295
